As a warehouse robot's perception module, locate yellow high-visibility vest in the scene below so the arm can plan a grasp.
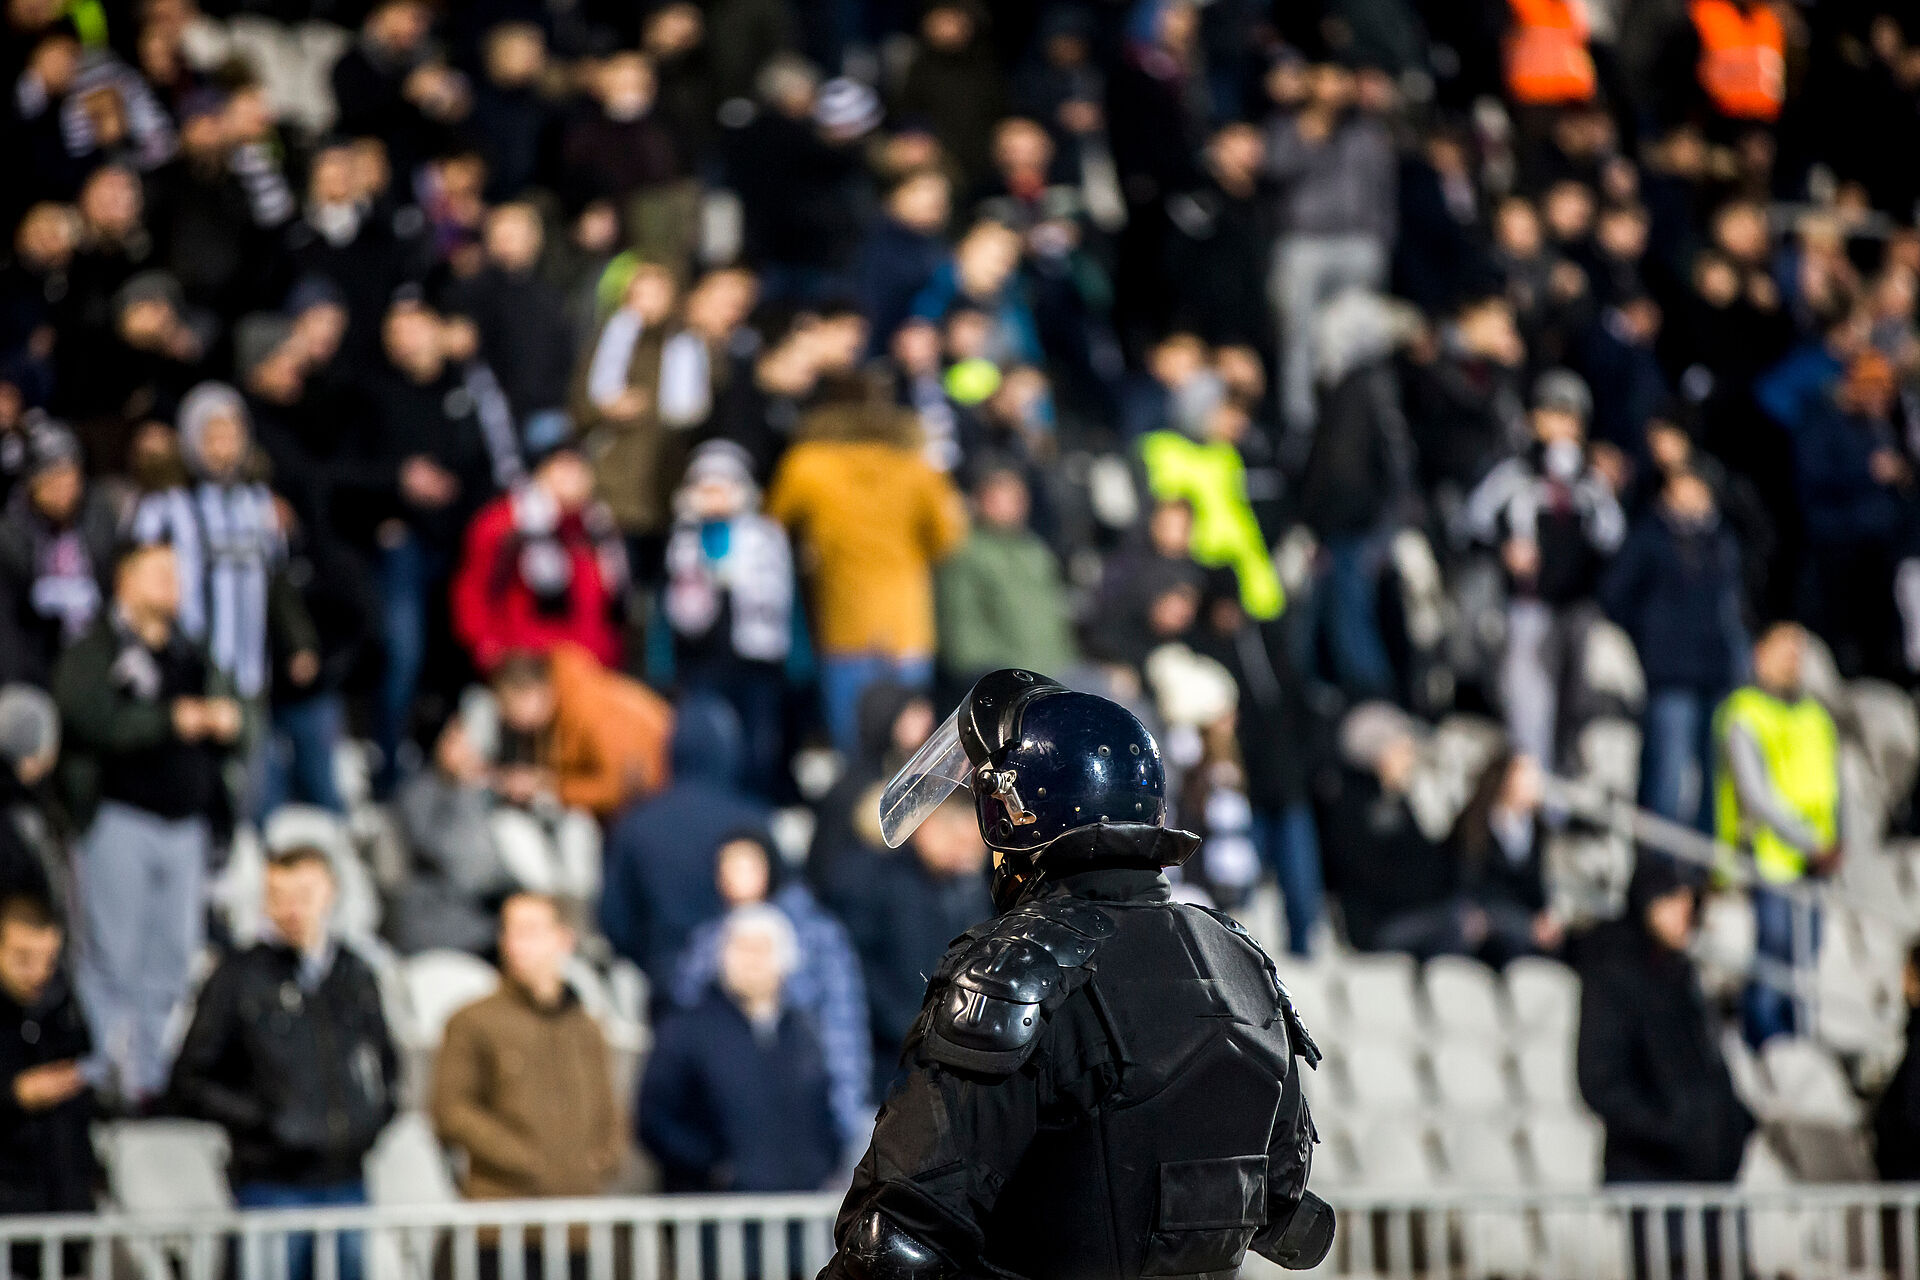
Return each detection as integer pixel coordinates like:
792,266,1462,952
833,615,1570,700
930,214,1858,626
1713,686,1837,884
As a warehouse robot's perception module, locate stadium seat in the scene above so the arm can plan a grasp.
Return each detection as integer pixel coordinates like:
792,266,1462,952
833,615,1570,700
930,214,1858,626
399,950,499,1048
1846,678,1920,808
96,1120,233,1215
365,1112,458,1205
1339,1043,1428,1112
1352,1119,1442,1191
1575,716,1643,800
1437,1118,1527,1188
1428,1040,1513,1113
1422,956,1507,1039
1504,957,1580,1041
1523,1112,1603,1190
1337,952,1421,1040
1757,1038,1862,1126
1273,962,1336,1032
1514,1038,1582,1112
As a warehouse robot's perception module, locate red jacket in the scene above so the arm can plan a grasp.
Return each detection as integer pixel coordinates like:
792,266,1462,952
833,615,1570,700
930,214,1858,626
451,490,625,672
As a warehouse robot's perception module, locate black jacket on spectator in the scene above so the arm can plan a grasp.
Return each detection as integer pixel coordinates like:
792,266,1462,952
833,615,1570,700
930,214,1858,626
0,971,94,1215
168,940,398,1188
1576,865,1753,1184
1317,766,1452,952
284,213,425,367
0,488,118,688
638,987,841,1193
443,266,575,419
1875,1007,1920,1180
1163,176,1272,350
727,112,867,270
339,362,499,552
51,611,234,832
1599,506,1744,693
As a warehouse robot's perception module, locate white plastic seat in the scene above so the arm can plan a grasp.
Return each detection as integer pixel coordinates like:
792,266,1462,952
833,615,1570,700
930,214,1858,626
1759,1037,1862,1125
1338,952,1421,1039
401,950,500,1047
1423,956,1506,1039
1353,1120,1441,1191
1429,1040,1512,1113
1273,963,1335,1032
1525,1112,1603,1190
96,1120,233,1214
1504,956,1580,1041
1515,1038,1582,1112
365,1112,458,1205
1437,1118,1527,1189
1339,1043,1429,1112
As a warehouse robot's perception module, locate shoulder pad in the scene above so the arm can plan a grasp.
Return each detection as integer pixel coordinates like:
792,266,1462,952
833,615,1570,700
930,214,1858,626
920,902,1111,1075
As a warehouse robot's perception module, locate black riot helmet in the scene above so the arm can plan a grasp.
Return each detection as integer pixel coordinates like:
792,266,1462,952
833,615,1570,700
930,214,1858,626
879,670,1197,903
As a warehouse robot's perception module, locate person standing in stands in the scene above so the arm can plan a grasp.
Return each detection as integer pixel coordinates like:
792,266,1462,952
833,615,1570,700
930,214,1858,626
53,542,239,1105
1874,941,1920,1180
168,847,396,1280
432,894,622,1231
1578,859,1753,1278
1715,622,1841,1045
0,418,118,689
0,894,95,1270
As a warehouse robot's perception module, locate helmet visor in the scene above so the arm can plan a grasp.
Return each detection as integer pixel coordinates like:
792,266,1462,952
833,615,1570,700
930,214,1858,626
877,702,973,848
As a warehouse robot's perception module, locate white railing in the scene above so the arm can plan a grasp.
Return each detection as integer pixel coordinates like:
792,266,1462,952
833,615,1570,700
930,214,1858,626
4,1186,1918,1280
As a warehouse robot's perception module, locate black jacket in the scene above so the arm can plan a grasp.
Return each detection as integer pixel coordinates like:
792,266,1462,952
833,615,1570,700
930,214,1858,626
168,941,398,1187
1575,912,1753,1183
824,863,1328,1280
1875,1010,1920,1181
0,974,94,1215
1317,767,1453,951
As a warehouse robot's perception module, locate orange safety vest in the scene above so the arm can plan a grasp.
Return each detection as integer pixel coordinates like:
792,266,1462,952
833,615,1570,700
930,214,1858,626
1505,0,1597,105
1689,0,1786,121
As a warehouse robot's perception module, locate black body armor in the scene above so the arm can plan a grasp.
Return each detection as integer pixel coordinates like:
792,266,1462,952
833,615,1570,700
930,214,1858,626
821,862,1330,1280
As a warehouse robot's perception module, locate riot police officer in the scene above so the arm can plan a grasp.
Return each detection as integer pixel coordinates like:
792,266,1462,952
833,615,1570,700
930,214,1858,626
821,669,1333,1279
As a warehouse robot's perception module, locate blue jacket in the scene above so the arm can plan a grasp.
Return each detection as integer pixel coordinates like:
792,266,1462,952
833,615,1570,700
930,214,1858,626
1598,508,1745,692
855,218,948,352
1789,402,1907,548
638,990,841,1193
598,704,770,983
1754,343,1842,433
670,882,872,1147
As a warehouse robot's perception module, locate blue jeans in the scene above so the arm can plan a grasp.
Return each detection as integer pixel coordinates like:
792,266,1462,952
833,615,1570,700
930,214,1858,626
234,1181,367,1280
819,654,932,756
374,534,447,795
1744,884,1820,1046
1640,687,1719,832
1313,534,1395,699
262,693,347,815
1254,803,1324,957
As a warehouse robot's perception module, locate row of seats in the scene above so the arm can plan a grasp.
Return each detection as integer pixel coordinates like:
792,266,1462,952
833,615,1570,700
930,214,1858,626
1312,1111,1605,1193
1274,954,1582,1047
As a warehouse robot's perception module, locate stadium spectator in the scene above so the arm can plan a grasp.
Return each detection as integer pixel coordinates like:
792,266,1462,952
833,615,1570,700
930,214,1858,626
765,353,967,752
661,441,795,799
935,463,1078,686
1600,468,1747,830
640,904,842,1192
669,833,870,1149
1467,368,1625,770
443,204,576,447
1577,859,1754,1268
450,444,628,674
431,894,622,1202
839,795,991,1097
1317,702,1449,954
806,681,935,908
0,894,94,1242
168,846,397,1280
0,417,116,689
1875,941,1920,1181
599,700,769,985
54,542,239,1103
1715,621,1841,1046
0,687,59,904
1444,750,1564,963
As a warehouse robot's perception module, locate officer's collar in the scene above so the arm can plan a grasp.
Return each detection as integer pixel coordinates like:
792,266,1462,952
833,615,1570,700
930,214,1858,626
1034,864,1173,904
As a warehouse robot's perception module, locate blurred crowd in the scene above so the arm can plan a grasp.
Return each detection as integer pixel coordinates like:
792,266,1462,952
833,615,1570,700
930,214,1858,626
4,0,1920,1255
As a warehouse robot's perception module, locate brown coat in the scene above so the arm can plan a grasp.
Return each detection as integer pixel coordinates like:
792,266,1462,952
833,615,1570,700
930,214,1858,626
572,317,692,536
429,982,623,1200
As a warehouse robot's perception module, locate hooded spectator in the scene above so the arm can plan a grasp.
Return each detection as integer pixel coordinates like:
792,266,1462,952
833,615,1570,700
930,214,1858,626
640,905,842,1192
0,687,59,905
669,833,871,1149
662,441,795,798
599,699,770,984
0,418,116,687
